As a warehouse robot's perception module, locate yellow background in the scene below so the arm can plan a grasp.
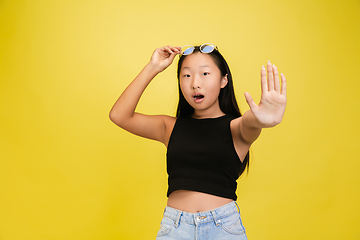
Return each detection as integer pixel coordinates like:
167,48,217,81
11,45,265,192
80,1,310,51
1,0,359,239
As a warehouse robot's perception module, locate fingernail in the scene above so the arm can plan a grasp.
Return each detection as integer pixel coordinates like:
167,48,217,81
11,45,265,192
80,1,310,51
268,60,271,63
262,65,265,68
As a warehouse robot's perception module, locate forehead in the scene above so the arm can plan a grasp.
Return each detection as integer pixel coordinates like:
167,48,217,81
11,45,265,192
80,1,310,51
181,52,218,70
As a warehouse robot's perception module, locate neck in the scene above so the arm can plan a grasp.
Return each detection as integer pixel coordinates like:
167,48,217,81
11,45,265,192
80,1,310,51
191,106,225,119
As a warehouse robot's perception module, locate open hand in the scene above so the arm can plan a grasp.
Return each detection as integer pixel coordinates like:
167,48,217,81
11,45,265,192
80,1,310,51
149,46,181,73
244,61,287,128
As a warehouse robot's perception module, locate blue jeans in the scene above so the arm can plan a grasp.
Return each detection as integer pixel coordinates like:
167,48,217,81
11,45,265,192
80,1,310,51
156,201,248,240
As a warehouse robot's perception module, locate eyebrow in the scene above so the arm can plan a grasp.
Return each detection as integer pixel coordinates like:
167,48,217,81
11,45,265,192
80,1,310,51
182,65,210,70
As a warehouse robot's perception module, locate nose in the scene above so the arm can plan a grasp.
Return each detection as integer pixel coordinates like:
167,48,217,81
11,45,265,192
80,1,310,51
191,75,201,89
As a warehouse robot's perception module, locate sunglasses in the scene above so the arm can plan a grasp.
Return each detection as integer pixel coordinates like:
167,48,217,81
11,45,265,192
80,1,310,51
180,43,217,56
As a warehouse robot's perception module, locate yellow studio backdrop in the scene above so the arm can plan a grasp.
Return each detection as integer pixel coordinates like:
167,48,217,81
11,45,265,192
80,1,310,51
0,0,359,239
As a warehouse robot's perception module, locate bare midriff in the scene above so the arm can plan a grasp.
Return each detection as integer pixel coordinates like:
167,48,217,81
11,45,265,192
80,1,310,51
167,190,233,213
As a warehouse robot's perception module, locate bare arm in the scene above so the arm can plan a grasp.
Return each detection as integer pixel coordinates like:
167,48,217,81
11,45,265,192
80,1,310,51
239,61,287,144
109,46,181,145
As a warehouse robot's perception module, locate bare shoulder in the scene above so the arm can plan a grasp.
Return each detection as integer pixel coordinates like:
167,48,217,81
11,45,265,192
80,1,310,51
162,114,177,124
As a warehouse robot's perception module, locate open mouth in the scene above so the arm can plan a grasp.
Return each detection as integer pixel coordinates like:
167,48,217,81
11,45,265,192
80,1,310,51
193,94,204,99
193,93,204,103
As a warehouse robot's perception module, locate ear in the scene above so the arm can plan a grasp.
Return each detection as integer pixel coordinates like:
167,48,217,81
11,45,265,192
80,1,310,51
220,74,228,88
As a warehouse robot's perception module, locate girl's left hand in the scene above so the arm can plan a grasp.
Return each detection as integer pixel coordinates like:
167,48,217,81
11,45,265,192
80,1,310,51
244,61,287,128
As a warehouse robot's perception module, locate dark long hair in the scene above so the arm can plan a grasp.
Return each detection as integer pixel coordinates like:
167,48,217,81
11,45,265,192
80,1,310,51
176,46,249,176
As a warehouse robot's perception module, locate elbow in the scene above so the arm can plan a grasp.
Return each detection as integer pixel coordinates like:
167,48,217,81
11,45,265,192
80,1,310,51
109,109,123,126
109,109,133,128
109,110,115,123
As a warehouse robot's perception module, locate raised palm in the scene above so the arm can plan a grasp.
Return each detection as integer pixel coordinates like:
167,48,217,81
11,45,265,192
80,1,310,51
245,61,287,128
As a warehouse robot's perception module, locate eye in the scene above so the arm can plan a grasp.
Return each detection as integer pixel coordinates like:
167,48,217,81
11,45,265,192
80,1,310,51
183,74,191,78
202,72,210,76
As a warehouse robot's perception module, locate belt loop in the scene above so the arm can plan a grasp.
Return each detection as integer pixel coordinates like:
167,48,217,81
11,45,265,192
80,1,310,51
234,201,240,213
174,210,182,228
211,210,221,226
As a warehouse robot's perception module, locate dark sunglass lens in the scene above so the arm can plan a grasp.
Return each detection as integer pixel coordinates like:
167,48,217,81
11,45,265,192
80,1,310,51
200,45,214,53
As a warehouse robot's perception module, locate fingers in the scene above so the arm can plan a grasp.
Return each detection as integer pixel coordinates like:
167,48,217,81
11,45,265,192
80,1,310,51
163,46,181,56
165,46,182,64
150,46,181,72
260,65,267,93
267,61,274,91
281,73,287,96
273,64,280,93
244,92,257,111
263,61,284,94
159,46,181,64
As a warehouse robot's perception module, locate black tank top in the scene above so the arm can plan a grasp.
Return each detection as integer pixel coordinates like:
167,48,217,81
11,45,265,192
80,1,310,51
166,114,244,200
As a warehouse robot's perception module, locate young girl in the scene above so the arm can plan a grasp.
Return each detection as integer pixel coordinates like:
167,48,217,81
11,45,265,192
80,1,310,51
109,44,287,239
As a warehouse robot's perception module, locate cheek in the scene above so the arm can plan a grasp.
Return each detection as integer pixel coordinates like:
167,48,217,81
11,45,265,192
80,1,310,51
179,81,186,94
206,80,222,93
179,82,191,100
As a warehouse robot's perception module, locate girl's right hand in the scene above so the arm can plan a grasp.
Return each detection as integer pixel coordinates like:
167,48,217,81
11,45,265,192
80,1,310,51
149,46,181,73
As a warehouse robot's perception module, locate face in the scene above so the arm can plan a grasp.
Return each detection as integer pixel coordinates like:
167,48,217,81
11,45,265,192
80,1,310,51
179,52,228,116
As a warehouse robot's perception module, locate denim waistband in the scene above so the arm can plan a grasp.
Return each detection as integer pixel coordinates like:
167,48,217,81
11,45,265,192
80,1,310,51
163,201,240,227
